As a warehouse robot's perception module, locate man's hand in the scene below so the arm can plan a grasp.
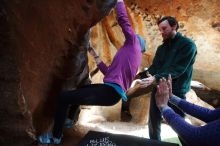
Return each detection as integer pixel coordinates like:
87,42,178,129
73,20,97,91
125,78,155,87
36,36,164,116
135,71,149,79
155,78,169,110
132,75,155,88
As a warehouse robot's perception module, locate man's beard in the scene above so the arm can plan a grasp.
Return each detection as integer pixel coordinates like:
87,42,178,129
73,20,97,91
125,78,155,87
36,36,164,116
162,33,173,42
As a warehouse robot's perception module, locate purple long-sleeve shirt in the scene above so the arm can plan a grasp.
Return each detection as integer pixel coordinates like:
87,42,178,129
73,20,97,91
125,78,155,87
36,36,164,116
162,98,220,146
97,2,142,92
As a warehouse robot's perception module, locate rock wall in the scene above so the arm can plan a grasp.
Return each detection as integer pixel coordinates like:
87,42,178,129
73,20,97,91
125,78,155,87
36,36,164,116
0,0,116,145
1,0,220,145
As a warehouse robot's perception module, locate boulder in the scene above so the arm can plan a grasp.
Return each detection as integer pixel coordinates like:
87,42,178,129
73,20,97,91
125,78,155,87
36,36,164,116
0,0,116,145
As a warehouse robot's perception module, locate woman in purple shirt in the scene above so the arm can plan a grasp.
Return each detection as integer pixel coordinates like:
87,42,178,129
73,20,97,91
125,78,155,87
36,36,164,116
37,0,146,144
155,75,220,146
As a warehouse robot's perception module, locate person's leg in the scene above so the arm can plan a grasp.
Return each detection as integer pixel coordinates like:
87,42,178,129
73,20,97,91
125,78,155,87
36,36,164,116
65,105,80,128
121,98,132,121
169,93,187,146
52,84,121,138
148,87,162,140
67,105,80,120
169,93,185,117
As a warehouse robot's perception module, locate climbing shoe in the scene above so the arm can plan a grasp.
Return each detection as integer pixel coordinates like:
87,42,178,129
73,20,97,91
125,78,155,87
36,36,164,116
37,132,61,145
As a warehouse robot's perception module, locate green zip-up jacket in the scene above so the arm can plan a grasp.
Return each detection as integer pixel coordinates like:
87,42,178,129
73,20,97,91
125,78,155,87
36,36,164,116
148,32,197,95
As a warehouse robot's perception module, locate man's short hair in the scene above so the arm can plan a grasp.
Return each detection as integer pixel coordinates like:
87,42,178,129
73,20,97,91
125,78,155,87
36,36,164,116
157,16,179,31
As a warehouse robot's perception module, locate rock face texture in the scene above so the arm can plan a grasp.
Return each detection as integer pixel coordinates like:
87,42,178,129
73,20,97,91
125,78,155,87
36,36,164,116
0,0,116,145
1,0,220,145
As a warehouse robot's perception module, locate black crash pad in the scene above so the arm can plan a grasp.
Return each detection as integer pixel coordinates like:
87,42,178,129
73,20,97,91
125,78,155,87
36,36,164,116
77,131,179,146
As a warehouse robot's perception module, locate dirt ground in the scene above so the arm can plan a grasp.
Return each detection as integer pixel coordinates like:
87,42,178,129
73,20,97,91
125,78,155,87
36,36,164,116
58,114,182,146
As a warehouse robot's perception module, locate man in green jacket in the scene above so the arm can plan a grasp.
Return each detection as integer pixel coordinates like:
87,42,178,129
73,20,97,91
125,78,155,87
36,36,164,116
138,16,197,145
